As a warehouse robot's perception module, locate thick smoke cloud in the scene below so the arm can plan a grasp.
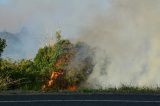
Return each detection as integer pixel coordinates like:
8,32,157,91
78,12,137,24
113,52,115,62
80,0,160,88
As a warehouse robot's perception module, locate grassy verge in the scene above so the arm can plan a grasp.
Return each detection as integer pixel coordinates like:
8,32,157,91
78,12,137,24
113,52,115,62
40,86,160,94
1,87,160,94
78,86,160,94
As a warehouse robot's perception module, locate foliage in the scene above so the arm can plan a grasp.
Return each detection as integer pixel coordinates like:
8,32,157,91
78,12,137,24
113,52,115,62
0,38,6,57
64,42,94,86
34,34,67,75
34,32,95,90
0,59,43,90
56,31,62,41
34,39,76,90
0,38,6,68
0,32,95,91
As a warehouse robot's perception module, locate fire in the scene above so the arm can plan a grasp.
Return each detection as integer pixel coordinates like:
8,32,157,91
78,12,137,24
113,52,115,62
42,40,80,91
50,71,63,79
67,85,78,91
47,71,64,87
48,80,54,87
43,70,78,91
41,34,93,91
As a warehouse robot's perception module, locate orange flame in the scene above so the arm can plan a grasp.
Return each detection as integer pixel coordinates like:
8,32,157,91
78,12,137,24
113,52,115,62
48,80,54,87
50,71,63,79
67,85,78,91
48,71,64,87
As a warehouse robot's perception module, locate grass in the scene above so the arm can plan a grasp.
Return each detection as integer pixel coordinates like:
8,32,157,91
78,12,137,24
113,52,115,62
0,79,160,94
29,84,160,94
1,87,160,94
78,86,160,94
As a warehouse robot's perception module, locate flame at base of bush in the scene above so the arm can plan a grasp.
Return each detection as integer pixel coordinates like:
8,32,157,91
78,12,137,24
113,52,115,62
67,85,78,91
42,71,78,91
39,35,94,91
48,71,64,87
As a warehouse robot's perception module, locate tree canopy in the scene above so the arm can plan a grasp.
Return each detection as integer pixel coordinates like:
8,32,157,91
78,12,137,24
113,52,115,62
0,38,6,57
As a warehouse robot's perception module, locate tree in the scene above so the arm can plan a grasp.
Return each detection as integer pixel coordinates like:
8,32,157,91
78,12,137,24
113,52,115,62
56,31,62,42
0,38,6,57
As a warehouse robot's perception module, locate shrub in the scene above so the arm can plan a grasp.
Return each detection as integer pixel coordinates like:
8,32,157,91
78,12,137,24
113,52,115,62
0,59,43,90
0,38,6,57
0,32,95,91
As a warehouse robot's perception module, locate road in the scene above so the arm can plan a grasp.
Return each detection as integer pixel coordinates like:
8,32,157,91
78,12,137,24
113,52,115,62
0,93,160,106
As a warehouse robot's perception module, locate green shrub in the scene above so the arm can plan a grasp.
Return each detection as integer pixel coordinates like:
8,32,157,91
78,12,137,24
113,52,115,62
0,59,43,90
0,38,6,57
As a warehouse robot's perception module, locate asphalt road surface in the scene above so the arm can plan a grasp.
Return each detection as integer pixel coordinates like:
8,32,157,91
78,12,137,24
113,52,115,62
0,93,160,106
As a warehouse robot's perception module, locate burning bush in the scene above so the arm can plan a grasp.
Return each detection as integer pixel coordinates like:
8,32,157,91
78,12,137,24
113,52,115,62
35,32,95,91
0,32,95,91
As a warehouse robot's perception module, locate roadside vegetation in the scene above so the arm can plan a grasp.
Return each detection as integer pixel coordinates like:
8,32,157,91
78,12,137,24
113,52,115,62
1,32,160,94
0,32,94,91
79,85,160,94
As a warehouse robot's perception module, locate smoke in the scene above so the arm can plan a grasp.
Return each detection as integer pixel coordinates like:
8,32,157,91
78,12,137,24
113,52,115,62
1,0,160,88
0,29,41,59
0,0,108,59
0,0,108,35
78,0,160,88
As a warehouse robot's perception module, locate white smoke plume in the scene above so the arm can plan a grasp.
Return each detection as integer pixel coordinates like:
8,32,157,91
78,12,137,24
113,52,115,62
79,0,160,88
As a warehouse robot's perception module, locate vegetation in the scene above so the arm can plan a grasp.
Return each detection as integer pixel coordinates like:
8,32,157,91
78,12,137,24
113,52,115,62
1,33,160,94
0,38,6,57
0,32,94,91
0,59,42,90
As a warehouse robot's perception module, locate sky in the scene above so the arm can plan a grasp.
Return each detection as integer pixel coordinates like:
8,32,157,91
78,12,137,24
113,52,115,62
0,0,109,38
0,0,109,59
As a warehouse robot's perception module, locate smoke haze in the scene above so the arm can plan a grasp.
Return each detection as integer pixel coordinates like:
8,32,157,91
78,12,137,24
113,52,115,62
1,0,160,88
0,0,108,59
80,0,160,88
